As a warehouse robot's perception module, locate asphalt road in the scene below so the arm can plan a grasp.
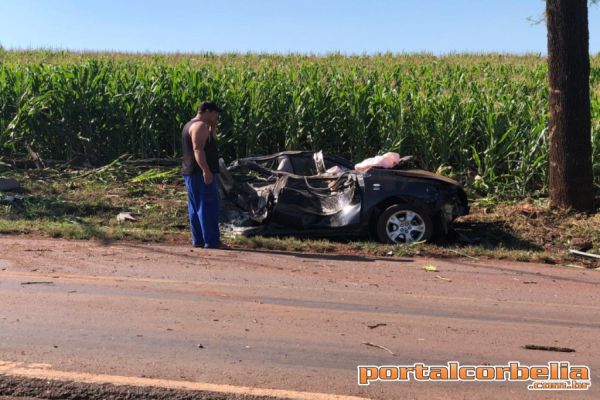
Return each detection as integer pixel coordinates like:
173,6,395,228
0,237,599,399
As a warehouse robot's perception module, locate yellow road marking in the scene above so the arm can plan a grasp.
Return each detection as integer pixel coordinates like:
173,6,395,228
0,361,369,400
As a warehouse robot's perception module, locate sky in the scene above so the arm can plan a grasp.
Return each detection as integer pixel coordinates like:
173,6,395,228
1,0,599,55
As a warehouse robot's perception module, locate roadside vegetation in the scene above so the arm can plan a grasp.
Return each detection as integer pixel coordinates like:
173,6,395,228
2,50,600,198
0,50,598,266
1,161,598,267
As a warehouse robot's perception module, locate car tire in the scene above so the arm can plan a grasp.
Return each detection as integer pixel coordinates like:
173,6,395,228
376,204,433,244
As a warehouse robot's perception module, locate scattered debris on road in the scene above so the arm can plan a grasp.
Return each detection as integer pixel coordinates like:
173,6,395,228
448,249,479,260
362,342,395,356
0,194,24,203
116,212,137,223
367,323,387,330
422,265,439,272
569,249,600,260
0,178,20,191
564,264,586,269
435,275,452,282
20,281,54,286
523,344,575,353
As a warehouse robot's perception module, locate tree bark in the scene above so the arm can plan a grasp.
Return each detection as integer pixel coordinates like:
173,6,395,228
547,0,595,211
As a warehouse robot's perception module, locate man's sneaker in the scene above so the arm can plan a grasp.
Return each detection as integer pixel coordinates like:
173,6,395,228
205,243,232,250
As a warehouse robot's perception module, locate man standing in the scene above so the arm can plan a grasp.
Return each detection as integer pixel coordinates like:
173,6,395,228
181,101,223,248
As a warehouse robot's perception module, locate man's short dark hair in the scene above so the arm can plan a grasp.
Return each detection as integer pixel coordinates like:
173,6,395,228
198,101,223,114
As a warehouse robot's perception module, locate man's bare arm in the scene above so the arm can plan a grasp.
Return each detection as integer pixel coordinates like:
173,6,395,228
190,122,213,184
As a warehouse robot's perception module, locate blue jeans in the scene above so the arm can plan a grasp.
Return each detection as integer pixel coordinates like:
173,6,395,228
184,174,221,248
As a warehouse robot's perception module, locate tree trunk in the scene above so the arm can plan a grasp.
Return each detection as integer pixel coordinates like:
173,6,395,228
547,0,595,211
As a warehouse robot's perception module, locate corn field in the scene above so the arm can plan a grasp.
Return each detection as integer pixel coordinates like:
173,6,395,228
1,50,599,198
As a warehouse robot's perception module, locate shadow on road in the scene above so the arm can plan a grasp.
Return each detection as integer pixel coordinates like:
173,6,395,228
443,220,543,251
117,242,413,264
232,247,413,263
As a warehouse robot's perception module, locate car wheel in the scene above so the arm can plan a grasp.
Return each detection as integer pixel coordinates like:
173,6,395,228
376,204,433,244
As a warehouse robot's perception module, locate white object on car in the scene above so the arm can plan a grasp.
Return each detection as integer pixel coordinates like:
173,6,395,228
354,152,401,171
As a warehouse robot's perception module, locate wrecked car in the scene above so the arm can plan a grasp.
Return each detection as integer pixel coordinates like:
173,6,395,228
218,151,468,244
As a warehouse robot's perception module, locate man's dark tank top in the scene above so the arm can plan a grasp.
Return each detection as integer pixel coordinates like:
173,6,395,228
181,118,220,176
